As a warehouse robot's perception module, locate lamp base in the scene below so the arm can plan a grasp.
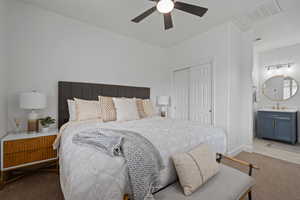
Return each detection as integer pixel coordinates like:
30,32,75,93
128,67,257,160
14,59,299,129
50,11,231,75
160,111,167,118
28,110,39,133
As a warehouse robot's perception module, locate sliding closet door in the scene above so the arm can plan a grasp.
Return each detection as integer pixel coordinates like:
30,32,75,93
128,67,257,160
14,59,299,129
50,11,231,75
173,69,189,120
189,64,213,125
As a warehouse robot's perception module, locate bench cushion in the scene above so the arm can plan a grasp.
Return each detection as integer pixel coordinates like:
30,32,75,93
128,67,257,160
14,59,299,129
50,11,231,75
154,165,255,200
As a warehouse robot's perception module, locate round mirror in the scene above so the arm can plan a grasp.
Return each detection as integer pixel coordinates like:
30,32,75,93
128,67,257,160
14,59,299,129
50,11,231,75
263,76,298,101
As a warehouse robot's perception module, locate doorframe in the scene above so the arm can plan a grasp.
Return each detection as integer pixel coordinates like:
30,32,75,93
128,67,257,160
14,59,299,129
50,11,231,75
172,57,216,126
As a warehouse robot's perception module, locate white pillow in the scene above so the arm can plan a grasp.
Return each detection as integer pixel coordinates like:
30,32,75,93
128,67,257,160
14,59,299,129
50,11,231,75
112,98,140,121
67,100,76,121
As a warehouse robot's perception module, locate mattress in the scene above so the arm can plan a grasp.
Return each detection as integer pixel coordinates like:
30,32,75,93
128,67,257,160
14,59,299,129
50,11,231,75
59,117,227,200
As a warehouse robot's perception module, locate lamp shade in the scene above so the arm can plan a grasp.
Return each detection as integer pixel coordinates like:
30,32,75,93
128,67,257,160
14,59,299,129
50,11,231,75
157,96,170,106
20,91,47,110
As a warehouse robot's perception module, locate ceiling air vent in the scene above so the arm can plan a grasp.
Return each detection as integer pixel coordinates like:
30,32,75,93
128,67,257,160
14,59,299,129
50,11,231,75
233,0,282,31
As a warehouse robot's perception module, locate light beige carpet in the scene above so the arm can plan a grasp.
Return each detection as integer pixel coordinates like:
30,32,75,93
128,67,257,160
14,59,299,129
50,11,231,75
1,152,300,200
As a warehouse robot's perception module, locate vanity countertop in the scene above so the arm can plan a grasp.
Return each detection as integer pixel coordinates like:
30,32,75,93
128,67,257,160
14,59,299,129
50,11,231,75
258,108,298,113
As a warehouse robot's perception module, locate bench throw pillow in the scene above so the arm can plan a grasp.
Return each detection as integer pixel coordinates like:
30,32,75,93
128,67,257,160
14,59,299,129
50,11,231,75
172,144,220,196
74,98,102,121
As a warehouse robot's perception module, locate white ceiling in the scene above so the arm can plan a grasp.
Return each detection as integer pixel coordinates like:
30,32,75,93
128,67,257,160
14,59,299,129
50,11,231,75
254,0,300,52
18,0,300,48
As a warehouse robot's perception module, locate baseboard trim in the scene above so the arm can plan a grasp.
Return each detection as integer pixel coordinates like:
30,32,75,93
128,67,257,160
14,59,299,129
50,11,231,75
243,144,253,153
228,145,244,156
228,144,253,156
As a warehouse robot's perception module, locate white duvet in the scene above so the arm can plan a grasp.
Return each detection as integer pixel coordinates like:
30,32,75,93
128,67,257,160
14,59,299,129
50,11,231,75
59,117,227,200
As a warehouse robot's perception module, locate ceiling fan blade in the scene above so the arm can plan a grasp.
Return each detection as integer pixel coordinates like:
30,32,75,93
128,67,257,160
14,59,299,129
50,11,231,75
131,6,157,23
175,1,208,17
164,13,173,30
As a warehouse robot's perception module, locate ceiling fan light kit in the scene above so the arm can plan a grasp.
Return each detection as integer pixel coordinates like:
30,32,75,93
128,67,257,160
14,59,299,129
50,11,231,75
132,0,208,30
157,0,174,13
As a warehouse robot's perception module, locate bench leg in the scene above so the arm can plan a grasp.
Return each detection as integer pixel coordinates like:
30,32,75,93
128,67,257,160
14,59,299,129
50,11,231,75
248,190,252,200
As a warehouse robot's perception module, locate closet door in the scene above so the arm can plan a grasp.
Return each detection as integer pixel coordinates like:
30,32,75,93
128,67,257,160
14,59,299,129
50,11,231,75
189,64,212,125
173,69,189,120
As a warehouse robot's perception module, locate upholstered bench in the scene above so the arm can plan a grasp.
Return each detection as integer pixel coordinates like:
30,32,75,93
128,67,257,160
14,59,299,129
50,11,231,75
154,164,255,200
123,154,258,200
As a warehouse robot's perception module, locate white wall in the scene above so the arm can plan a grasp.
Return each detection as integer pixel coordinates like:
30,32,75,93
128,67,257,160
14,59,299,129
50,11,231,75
6,0,169,130
168,23,230,131
4,0,254,153
224,24,254,153
257,44,300,108
256,44,300,141
0,0,7,137
240,30,255,150
227,23,243,153
168,22,253,154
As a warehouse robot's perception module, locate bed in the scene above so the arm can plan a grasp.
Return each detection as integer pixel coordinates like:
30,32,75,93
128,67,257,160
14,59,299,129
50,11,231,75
57,81,227,200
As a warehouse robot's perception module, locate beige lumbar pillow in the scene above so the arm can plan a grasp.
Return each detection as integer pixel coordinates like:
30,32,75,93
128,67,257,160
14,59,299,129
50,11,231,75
74,98,102,121
142,99,156,117
98,96,117,122
172,144,220,196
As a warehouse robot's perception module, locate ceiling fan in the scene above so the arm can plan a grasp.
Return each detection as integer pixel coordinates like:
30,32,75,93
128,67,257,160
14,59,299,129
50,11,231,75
131,0,208,30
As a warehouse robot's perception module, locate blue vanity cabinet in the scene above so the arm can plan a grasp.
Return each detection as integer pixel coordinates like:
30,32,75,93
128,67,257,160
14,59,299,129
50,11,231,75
257,111,298,144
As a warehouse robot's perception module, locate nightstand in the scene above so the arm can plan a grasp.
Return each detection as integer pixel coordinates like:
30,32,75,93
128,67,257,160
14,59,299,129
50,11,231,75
0,130,59,188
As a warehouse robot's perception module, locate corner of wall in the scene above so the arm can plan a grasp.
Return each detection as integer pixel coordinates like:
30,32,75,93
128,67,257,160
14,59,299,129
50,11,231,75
0,0,8,138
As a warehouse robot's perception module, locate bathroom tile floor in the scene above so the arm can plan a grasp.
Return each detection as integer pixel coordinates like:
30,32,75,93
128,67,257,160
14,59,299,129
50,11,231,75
253,138,300,164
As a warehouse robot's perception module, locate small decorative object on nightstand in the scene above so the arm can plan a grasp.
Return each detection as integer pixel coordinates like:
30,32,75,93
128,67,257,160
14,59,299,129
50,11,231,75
20,91,47,133
0,129,58,189
157,96,170,117
39,116,56,133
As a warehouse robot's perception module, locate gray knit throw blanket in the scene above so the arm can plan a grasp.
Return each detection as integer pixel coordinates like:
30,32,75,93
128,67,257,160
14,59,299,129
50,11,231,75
72,128,164,200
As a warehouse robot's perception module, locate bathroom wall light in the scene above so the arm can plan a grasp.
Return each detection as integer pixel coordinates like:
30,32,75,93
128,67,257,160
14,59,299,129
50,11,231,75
265,63,293,71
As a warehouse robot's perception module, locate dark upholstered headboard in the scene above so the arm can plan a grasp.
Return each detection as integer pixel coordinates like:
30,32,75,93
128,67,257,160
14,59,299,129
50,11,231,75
58,81,150,128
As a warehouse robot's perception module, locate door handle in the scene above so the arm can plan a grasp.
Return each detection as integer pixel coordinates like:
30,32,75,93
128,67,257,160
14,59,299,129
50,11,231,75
273,120,275,128
274,120,276,128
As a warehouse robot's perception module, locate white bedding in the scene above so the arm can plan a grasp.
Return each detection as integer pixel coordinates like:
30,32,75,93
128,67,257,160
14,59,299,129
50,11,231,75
59,117,227,200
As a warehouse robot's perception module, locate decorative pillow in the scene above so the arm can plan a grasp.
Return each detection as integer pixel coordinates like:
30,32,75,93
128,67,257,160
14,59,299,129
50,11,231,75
172,144,220,196
112,98,140,121
136,99,147,118
74,98,102,121
142,99,156,117
98,96,117,122
67,99,76,121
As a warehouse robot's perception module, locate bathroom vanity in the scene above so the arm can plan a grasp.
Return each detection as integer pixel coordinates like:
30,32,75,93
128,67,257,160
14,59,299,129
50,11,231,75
257,109,298,144
257,75,299,144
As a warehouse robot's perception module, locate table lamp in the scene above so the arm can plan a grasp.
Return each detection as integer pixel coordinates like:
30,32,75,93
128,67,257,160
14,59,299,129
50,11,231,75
157,96,170,117
20,91,46,132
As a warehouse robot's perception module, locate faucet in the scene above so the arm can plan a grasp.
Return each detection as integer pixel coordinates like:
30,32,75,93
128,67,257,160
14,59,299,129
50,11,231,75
276,102,280,110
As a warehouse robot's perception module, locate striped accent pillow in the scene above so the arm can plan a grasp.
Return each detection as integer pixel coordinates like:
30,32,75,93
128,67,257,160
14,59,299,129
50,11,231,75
74,98,102,121
98,96,117,122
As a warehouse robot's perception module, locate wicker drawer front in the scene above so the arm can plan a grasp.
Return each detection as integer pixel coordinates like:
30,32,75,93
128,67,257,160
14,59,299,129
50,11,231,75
3,135,57,168
4,135,56,154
